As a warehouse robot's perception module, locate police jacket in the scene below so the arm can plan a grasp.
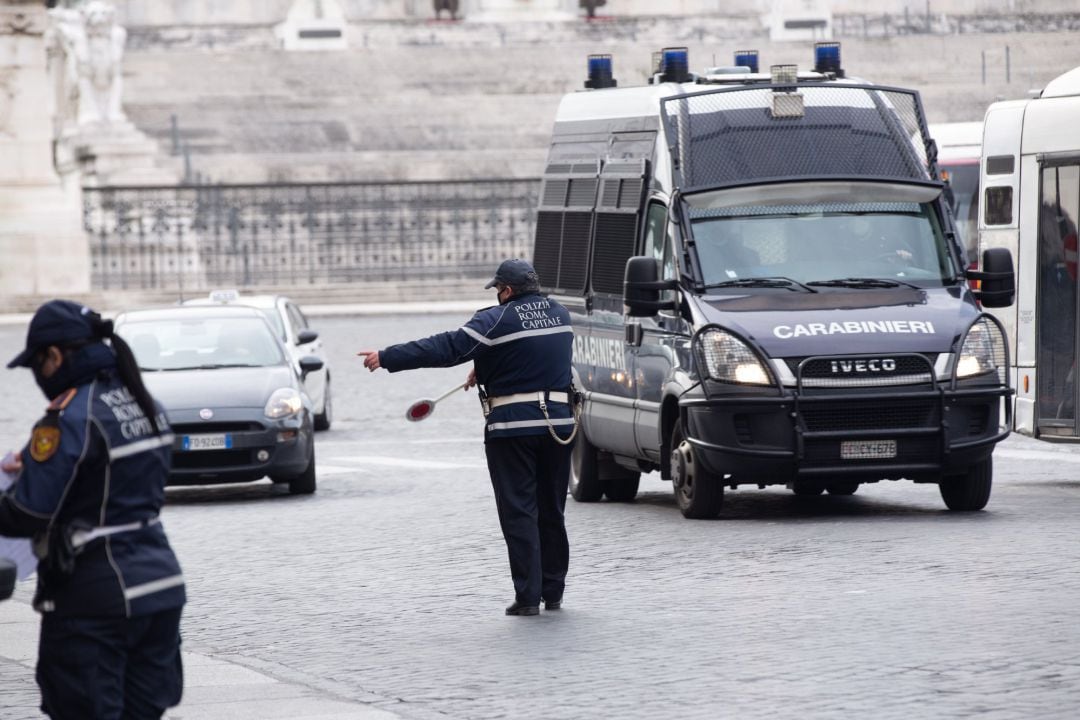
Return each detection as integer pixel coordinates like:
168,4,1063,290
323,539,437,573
380,292,574,440
0,345,185,618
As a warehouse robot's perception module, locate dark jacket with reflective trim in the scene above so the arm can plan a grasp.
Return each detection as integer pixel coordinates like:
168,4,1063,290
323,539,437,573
380,292,574,439
0,358,185,618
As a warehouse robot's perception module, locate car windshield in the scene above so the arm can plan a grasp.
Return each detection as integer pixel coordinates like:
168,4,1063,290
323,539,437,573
259,307,286,340
689,201,957,289
120,316,285,371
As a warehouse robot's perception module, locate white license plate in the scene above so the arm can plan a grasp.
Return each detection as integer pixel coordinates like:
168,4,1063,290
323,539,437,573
840,439,897,460
181,434,232,451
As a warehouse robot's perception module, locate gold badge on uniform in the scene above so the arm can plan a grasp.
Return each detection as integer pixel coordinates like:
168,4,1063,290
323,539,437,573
30,426,60,462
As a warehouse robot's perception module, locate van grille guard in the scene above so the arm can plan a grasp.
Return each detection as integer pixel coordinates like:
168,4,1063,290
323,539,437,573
683,314,1013,470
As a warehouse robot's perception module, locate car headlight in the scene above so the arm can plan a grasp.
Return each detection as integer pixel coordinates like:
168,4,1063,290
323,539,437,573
955,317,1006,380
265,388,303,419
694,328,774,386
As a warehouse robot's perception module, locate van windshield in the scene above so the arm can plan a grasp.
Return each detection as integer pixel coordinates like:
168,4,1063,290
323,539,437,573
689,202,957,288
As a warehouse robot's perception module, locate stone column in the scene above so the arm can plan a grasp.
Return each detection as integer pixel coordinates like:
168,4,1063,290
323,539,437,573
0,0,90,302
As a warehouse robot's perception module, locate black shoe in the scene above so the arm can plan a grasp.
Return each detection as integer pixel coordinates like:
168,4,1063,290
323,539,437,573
505,600,539,616
544,599,562,611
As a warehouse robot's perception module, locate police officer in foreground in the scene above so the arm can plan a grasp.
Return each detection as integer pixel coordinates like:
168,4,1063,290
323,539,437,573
359,259,576,616
0,300,185,718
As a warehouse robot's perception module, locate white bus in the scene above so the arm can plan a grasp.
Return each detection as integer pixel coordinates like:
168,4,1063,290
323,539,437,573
980,65,1080,439
929,121,983,260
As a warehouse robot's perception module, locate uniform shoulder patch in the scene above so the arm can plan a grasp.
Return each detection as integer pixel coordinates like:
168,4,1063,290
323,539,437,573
30,425,61,463
47,388,78,412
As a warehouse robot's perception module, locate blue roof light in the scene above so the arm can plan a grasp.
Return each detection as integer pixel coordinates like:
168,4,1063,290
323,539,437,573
734,50,759,74
584,53,617,89
659,46,690,83
814,42,843,77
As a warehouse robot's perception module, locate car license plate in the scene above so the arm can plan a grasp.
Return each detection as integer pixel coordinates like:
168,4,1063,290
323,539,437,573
840,439,896,460
181,434,232,451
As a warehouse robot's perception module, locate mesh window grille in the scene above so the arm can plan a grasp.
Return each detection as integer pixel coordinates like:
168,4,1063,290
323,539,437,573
662,85,932,191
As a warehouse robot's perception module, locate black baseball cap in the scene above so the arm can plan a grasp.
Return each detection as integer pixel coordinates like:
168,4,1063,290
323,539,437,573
7,300,98,369
484,258,540,291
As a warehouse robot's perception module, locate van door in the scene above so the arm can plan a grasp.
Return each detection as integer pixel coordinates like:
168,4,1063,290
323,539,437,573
632,202,686,460
1036,161,1080,436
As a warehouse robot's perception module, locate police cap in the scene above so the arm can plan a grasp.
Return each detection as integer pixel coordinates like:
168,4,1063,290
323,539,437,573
7,300,100,369
484,258,540,292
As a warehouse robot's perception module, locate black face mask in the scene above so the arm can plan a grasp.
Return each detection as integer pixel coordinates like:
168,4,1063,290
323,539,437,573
32,357,76,400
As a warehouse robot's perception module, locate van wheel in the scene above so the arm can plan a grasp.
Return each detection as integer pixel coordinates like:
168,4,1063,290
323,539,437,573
939,457,992,511
570,435,640,502
604,470,640,503
670,420,724,519
570,434,605,502
826,482,859,496
314,378,332,431
793,485,824,496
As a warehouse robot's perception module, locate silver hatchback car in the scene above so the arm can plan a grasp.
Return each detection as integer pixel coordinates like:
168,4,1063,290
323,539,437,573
183,291,332,430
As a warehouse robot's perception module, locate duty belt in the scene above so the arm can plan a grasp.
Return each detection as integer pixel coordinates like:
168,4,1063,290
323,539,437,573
487,391,569,410
70,517,161,550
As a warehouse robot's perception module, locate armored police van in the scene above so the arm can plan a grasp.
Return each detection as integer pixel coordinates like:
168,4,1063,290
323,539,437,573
533,45,1016,518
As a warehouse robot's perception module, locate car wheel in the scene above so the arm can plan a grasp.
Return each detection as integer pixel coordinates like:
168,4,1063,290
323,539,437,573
826,482,859,496
670,419,724,519
939,456,991,511
314,377,332,431
288,447,317,495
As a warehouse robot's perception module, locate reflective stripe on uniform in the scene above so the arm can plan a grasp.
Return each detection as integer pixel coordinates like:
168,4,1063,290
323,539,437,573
71,517,161,549
462,325,572,347
123,573,185,601
486,418,576,432
110,434,175,460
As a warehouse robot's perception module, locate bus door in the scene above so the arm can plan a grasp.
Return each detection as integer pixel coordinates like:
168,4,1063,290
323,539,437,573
1036,161,1080,436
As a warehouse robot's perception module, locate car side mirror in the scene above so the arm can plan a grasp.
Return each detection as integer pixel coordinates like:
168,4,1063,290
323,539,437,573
624,256,678,317
0,558,15,601
297,329,319,345
299,355,324,378
967,247,1015,308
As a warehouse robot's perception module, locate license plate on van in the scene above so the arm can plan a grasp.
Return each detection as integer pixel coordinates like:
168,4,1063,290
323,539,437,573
181,434,232,451
840,440,896,460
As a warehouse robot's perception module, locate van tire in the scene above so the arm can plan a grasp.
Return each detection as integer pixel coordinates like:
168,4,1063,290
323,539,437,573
604,471,641,502
570,434,605,502
826,482,859,496
939,457,992,511
670,420,724,519
793,485,824,496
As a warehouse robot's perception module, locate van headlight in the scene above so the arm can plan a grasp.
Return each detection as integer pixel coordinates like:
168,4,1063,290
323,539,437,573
694,328,774,386
265,388,303,418
955,317,1006,380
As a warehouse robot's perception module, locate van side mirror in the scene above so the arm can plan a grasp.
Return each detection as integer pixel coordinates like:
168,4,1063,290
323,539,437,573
624,256,678,317
0,558,15,601
967,247,1015,308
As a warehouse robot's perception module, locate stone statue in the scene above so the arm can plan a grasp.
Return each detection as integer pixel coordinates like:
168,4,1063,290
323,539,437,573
47,1,127,130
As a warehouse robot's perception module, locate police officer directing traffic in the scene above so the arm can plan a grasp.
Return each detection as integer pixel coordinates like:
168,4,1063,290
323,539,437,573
0,300,186,719
359,259,576,616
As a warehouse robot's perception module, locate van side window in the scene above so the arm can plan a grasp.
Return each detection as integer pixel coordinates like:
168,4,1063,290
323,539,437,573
644,202,668,265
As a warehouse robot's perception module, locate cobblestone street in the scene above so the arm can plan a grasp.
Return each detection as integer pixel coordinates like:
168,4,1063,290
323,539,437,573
2,312,1080,719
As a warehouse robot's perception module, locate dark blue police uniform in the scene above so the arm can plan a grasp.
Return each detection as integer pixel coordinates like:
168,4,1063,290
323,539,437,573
0,300,185,719
379,262,575,612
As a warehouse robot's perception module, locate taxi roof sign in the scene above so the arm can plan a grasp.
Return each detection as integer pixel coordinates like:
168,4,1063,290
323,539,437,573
208,289,241,303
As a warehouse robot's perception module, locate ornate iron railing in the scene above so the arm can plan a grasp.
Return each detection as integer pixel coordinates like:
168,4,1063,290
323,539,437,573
83,180,540,291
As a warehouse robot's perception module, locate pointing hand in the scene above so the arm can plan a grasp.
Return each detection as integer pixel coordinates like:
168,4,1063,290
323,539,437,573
357,350,381,372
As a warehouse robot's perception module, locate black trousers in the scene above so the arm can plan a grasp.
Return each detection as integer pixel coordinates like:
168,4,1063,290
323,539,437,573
485,433,573,605
37,607,184,720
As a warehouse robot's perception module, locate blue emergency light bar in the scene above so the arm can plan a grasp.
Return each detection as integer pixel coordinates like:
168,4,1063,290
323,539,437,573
814,42,843,77
734,50,759,74
659,47,690,83
584,54,617,89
